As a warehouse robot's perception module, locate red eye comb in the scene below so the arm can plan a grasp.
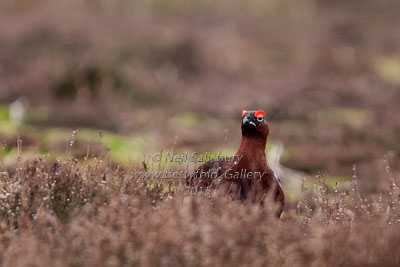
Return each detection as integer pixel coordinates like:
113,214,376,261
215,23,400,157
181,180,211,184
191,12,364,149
254,110,265,118
241,110,247,117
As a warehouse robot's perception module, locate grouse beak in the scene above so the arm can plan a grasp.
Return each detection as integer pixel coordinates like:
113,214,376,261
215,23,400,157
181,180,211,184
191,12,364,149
242,116,256,128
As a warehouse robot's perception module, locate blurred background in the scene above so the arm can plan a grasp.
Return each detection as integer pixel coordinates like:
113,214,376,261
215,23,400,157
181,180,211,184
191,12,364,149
0,0,399,198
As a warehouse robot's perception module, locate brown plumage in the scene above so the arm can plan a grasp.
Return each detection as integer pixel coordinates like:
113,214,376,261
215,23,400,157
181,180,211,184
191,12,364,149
188,110,285,217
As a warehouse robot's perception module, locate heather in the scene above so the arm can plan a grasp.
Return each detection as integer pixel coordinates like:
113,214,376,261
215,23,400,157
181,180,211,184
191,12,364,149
0,0,400,266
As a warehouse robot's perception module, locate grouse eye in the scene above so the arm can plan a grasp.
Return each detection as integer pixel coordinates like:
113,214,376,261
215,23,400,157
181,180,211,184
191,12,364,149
254,110,265,119
257,116,264,122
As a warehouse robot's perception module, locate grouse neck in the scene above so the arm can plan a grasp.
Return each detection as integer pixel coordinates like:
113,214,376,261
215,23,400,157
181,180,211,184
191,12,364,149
236,135,267,159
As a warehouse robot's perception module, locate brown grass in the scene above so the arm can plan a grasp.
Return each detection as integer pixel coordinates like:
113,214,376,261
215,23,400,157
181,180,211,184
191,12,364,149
0,0,400,265
0,155,398,267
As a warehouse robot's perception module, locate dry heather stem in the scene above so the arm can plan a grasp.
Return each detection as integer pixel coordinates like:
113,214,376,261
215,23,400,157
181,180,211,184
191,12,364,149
0,158,398,267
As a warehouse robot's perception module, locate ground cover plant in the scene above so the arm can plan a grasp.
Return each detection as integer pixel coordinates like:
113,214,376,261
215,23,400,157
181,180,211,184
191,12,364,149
0,0,400,266
0,147,398,267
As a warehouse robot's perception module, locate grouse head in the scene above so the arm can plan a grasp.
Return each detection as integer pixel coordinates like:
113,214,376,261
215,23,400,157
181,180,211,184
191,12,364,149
241,110,269,139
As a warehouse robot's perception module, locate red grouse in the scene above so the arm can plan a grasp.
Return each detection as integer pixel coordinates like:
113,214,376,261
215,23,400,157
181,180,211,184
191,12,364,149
188,110,285,217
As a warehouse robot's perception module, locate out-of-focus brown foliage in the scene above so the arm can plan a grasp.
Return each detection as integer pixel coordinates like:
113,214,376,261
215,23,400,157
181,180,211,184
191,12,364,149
1,0,399,122
0,157,398,267
0,1,399,265
0,0,399,184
